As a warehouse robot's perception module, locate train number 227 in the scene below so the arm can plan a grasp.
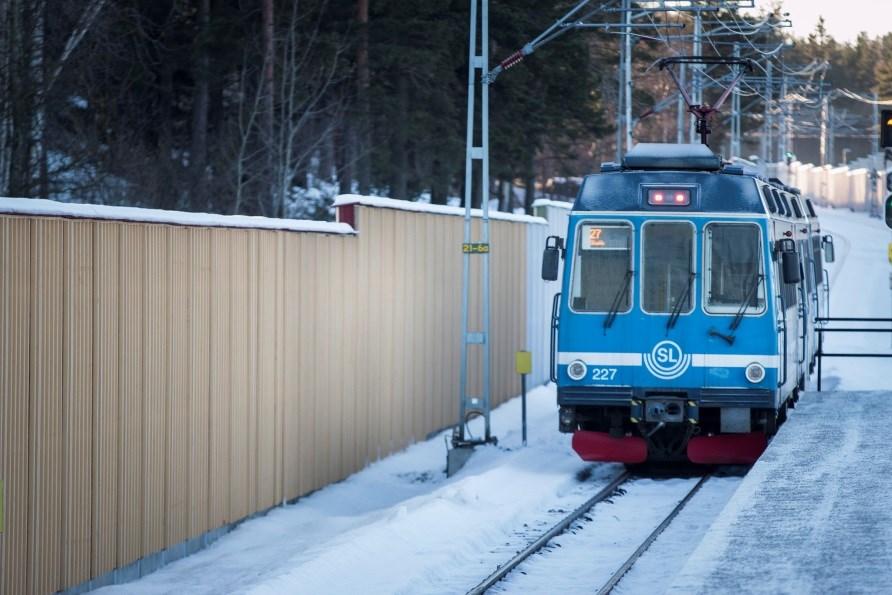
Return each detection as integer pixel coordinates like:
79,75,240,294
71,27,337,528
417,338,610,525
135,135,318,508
591,368,617,381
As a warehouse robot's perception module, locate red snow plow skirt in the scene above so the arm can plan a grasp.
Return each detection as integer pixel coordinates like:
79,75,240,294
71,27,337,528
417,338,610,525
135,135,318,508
687,432,767,465
572,431,648,464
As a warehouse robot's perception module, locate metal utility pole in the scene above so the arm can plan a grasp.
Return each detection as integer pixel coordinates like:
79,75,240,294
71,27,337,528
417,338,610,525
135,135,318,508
677,62,687,144
616,24,625,163
784,93,793,162
730,43,741,158
450,0,494,476
828,102,835,165
763,60,773,163
820,94,829,166
689,11,702,143
778,72,788,162
623,0,633,153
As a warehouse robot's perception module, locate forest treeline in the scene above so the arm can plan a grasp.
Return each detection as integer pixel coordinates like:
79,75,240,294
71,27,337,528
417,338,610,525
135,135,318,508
0,1,889,218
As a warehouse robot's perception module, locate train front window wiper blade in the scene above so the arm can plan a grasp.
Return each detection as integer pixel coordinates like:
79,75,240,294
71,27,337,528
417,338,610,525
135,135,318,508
603,270,633,332
666,272,696,332
729,273,764,331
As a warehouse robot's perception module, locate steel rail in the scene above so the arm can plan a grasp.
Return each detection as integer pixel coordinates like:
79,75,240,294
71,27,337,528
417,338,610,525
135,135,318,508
596,473,711,595
466,471,631,595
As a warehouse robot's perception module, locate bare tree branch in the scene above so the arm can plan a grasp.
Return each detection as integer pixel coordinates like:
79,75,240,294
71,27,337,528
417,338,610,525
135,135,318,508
46,0,107,94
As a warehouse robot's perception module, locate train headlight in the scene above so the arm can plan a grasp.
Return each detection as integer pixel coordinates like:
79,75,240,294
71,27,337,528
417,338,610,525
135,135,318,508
745,363,766,384
567,360,587,381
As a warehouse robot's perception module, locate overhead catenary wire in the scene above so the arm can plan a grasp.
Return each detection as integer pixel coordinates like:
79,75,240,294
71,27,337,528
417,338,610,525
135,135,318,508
836,88,892,106
486,0,870,163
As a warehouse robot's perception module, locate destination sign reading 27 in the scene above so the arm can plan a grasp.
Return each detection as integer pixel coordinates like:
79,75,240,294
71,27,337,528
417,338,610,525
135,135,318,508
583,225,629,250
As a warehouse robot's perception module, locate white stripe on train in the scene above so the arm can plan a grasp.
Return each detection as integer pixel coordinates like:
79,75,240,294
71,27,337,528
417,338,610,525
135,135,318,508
557,352,779,369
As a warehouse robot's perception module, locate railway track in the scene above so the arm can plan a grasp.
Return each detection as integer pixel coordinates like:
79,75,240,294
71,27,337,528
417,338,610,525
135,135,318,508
466,471,711,595
595,473,711,594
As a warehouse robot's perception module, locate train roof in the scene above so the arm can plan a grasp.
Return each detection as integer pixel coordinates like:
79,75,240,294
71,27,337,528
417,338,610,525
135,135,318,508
575,143,803,214
574,169,765,213
768,177,802,195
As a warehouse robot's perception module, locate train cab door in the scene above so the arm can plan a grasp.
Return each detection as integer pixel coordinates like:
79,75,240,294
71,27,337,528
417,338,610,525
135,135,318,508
796,239,810,385
773,222,800,401
802,231,820,369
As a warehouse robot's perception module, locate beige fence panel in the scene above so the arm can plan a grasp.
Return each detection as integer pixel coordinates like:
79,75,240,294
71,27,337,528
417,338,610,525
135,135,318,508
1,217,32,595
0,195,543,594
30,219,64,594
775,160,887,213
62,220,94,588
92,222,119,578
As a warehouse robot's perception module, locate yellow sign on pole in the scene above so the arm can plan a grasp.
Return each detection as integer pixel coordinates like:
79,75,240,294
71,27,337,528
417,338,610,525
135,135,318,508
888,242,892,264
515,351,532,375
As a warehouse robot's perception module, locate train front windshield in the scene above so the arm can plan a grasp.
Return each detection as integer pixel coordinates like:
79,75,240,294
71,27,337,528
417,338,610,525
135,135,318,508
570,223,632,313
642,222,695,314
704,223,765,314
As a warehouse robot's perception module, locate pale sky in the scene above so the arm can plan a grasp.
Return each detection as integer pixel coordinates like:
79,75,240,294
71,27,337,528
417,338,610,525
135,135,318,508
747,0,890,43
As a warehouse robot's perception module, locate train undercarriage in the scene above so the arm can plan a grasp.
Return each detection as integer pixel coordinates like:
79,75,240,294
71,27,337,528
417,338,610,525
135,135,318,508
560,388,799,465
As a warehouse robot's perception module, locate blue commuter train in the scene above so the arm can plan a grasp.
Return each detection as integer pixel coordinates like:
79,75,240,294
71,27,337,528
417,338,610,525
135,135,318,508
541,144,835,465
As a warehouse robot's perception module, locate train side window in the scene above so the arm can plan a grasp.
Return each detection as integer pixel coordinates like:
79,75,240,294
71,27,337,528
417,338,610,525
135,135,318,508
771,189,786,216
762,186,777,213
790,196,803,218
801,240,815,294
811,234,824,285
641,221,695,314
704,223,766,315
570,222,633,313
781,247,799,309
781,195,793,217
805,199,817,218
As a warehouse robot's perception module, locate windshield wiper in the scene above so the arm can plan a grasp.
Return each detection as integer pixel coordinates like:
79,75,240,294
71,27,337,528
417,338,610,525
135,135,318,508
730,273,764,331
709,273,763,345
604,270,633,332
666,272,696,332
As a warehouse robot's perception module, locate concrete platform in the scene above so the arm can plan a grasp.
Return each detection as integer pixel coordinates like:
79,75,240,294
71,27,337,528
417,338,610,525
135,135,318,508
668,391,892,595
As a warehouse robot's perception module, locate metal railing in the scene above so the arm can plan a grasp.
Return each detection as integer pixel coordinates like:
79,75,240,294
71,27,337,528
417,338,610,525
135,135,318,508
815,317,892,391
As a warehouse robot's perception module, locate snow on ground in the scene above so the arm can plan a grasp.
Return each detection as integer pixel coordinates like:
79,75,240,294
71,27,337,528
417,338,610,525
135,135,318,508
96,206,892,595
667,391,892,595
95,385,622,595
612,475,742,595
808,206,892,391
494,475,742,595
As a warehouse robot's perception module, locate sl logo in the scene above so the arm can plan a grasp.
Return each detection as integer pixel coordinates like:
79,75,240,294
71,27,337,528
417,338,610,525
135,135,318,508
643,339,691,380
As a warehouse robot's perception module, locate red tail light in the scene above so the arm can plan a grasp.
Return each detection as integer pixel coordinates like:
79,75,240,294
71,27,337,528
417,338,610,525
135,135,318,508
648,188,690,206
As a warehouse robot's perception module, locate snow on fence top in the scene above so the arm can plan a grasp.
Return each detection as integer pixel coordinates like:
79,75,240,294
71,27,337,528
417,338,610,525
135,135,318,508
531,198,573,211
334,194,547,225
0,197,355,235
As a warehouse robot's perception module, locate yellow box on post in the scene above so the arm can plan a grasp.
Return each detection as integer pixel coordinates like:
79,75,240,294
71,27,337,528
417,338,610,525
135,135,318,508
515,350,532,375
